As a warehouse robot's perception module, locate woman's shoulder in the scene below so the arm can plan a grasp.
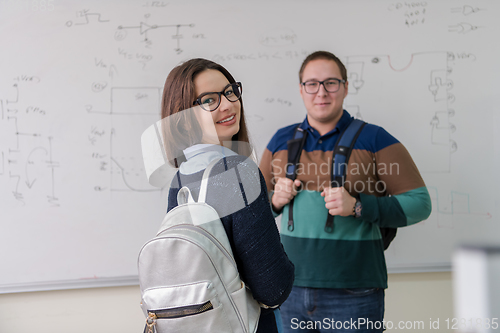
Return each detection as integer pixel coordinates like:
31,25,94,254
211,155,261,178
207,155,263,213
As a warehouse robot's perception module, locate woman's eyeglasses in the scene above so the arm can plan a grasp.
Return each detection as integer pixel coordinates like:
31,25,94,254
193,82,242,112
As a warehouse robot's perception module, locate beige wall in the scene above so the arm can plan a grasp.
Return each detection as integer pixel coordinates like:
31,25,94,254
385,272,454,332
0,272,453,333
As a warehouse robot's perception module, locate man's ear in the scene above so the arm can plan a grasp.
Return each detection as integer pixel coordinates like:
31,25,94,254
343,80,349,97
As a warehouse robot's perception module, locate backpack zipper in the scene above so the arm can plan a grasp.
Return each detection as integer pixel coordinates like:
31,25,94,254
145,301,214,333
149,300,213,319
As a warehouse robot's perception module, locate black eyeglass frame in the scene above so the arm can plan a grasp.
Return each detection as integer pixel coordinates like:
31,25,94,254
193,82,242,112
301,78,346,94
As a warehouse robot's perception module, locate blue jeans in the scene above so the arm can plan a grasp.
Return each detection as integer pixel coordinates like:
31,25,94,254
280,286,385,332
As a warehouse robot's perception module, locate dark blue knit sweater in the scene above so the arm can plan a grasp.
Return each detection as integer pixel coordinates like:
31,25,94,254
167,155,294,333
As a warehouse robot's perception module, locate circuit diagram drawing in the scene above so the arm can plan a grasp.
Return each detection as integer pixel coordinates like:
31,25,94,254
344,52,457,174
426,187,491,229
343,51,491,223
449,5,486,34
0,79,60,206
451,5,486,16
87,87,162,193
448,22,481,34
345,61,365,95
115,14,195,52
66,9,110,27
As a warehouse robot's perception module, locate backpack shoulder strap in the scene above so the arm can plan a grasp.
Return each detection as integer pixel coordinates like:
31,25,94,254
324,118,366,233
177,157,221,205
198,158,221,203
284,120,367,233
286,126,308,180
331,119,366,188
285,125,308,231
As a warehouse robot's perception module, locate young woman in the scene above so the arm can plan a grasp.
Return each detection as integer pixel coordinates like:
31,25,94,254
161,58,294,333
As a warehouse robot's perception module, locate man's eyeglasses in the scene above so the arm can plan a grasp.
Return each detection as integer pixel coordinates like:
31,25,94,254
301,79,346,94
193,82,242,112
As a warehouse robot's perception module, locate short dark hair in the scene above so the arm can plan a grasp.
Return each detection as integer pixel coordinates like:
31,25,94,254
299,51,347,82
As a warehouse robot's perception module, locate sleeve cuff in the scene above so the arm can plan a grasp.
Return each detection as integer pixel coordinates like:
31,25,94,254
269,191,283,217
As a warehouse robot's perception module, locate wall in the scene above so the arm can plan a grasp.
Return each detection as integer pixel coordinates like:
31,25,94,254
0,272,454,333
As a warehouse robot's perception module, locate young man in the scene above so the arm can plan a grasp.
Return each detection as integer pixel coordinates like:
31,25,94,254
260,51,432,332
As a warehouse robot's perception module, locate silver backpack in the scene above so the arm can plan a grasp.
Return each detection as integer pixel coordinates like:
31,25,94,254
138,159,261,333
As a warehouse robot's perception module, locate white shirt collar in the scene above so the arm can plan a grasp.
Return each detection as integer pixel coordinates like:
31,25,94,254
180,144,237,174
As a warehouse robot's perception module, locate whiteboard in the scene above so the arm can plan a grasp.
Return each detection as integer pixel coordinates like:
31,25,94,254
1,0,499,293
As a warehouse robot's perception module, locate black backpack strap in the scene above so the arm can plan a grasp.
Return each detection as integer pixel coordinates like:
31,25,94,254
330,119,366,188
285,126,308,232
286,127,307,180
325,119,366,233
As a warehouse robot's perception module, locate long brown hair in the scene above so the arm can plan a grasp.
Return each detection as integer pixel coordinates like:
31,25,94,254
161,58,251,167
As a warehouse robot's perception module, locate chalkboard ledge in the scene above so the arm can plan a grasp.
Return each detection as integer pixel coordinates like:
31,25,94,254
0,276,139,294
1,263,454,294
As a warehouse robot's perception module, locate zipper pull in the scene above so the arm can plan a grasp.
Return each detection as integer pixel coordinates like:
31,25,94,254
146,312,157,333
